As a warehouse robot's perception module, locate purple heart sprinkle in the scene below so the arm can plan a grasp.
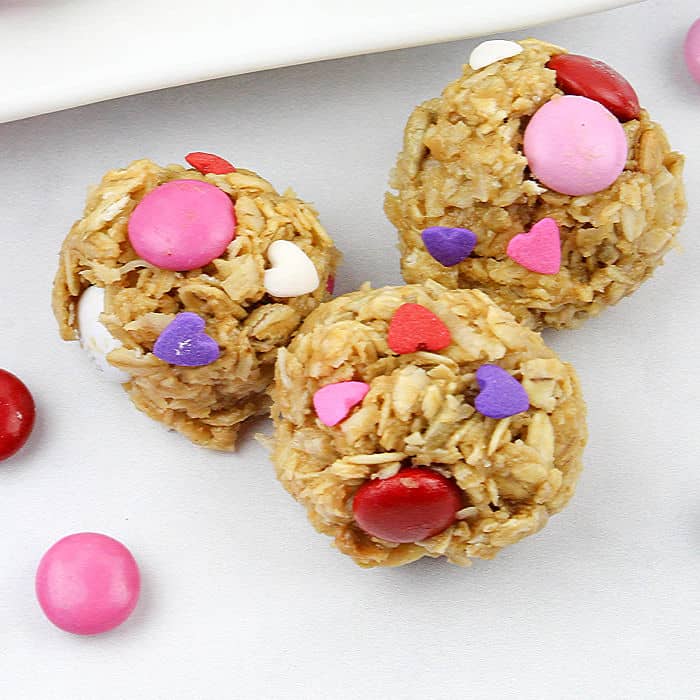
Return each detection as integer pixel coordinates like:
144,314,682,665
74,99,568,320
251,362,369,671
153,312,221,367
474,364,529,419
421,227,477,267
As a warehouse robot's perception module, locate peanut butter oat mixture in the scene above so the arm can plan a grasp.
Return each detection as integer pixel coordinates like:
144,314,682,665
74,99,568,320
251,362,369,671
270,282,586,567
52,159,339,450
385,39,686,329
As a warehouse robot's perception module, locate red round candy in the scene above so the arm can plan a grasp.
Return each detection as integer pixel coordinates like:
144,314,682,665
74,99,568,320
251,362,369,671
352,468,462,543
547,53,640,122
0,369,36,461
185,152,236,175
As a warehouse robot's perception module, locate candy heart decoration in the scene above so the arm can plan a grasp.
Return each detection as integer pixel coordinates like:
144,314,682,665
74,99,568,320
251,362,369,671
421,227,477,267
185,151,236,175
313,381,371,427
264,240,320,297
474,364,529,419
469,40,523,71
153,312,221,367
387,303,452,355
506,218,561,275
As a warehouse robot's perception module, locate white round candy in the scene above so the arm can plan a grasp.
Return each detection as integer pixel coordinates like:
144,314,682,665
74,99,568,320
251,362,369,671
77,286,130,383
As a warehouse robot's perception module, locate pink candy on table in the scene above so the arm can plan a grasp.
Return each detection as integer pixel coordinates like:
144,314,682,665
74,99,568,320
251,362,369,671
128,179,236,271
36,533,140,635
685,19,700,84
523,95,628,196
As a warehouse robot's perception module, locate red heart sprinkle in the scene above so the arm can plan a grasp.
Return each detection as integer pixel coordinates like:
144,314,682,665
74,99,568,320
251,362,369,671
352,467,463,543
185,152,236,175
546,54,640,122
387,303,452,354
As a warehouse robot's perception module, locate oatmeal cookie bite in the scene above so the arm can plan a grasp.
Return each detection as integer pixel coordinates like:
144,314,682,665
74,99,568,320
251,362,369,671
270,282,586,567
52,155,339,450
385,39,686,329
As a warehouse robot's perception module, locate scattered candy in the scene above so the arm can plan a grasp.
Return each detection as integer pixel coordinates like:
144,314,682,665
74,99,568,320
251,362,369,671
352,468,462,543
128,179,236,271
36,533,140,635
0,369,35,461
387,303,452,355
685,18,700,84
185,151,236,175
153,312,221,367
506,218,561,274
264,240,320,297
523,95,628,196
326,275,335,295
77,286,131,383
547,53,640,121
421,226,477,267
474,365,529,419
313,381,370,427
469,40,523,71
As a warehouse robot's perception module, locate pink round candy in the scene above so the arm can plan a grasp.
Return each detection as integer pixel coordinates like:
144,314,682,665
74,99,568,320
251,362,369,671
36,533,140,635
128,179,236,271
523,95,628,196
685,19,700,84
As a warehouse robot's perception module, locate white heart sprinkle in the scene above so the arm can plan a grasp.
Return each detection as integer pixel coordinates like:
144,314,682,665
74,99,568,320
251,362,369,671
469,40,523,71
264,240,319,297
77,286,131,383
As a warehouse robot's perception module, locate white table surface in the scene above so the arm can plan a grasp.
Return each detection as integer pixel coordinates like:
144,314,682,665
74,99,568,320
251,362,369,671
1,1,699,698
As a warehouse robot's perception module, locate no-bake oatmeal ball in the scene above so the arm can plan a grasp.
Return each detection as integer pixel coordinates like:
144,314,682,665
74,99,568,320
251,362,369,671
270,282,586,567
385,39,686,329
52,154,339,450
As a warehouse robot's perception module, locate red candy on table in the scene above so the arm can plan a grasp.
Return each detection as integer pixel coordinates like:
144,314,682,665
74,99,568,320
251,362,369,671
547,53,641,121
352,468,463,543
387,303,452,354
185,151,237,175
0,369,35,461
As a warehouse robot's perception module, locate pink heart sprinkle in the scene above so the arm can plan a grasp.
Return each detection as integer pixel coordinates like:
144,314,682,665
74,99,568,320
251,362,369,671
506,218,561,275
313,381,370,427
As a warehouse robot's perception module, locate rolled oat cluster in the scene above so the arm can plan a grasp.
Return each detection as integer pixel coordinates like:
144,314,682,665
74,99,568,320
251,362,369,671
385,39,686,329
271,282,586,567
53,158,339,450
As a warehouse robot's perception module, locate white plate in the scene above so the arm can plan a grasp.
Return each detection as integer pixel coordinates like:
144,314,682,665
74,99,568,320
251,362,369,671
0,0,637,123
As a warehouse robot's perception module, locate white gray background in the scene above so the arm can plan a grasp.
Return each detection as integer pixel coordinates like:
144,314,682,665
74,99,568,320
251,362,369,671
0,1,698,698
